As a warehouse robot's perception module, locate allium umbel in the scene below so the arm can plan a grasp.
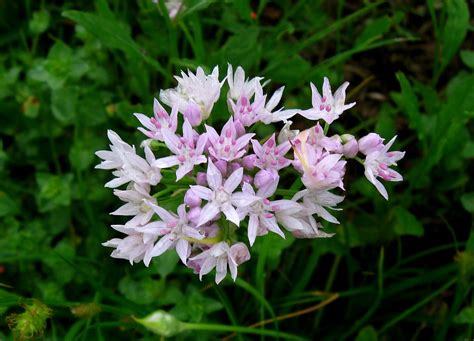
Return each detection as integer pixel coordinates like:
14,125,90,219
96,65,405,284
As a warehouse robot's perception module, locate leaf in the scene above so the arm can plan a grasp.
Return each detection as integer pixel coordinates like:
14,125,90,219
134,310,186,337
51,87,77,123
355,325,378,341
394,73,424,140
150,250,179,279
0,191,18,217
355,15,392,46
29,10,50,35
62,10,167,77
36,173,73,212
118,276,163,305
393,207,424,237
171,286,223,322
461,192,474,213
460,50,474,69
69,140,95,171
454,307,474,324
439,0,469,74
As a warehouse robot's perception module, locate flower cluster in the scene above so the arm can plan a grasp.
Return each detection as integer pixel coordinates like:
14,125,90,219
96,65,405,284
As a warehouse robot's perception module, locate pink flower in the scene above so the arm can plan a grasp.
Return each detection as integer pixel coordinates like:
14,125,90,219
293,189,344,224
144,204,204,265
206,118,254,162
301,77,355,124
363,136,405,200
160,66,223,125
111,184,156,227
102,225,158,266
189,241,250,284
229,92,266,127
358,133,384,155
95,130,162,187
226,64,262,101
251,134,292,170
239,182,297,246
134,98,178,141
254,83,299,123
153,119,207,180
190,159,258,226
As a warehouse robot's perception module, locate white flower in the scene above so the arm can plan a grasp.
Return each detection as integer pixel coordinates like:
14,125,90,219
364,136,405,200
153,119,208,180
293,189,343,224
160,66,224,125
226,64,263,102
95,130,162,188
190,159,258,227
111,183,156,227
134,98,178,141
254,83,299,123
145,204,204,265
239,182,297,246
300,77,356,124
189,241,250,284
102,225,158,266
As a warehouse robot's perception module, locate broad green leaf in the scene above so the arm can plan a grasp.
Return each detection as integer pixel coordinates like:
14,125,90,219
118,276,163,305
134,310,186,337
62,10,167,77
394,207,424,237
29,10,50,35
0,191,18,217
462,141,474,158
44,240,76,285
150,249,179,279
355,16,392,46
36,173,73,212
460,50,474,69
454,307,474,324
69,140,95,171
51,87,77,123
171,286,223,322
461,192,474,213
355,325,378,341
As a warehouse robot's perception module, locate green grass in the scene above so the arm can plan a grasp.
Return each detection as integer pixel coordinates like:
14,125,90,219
0,0,473,340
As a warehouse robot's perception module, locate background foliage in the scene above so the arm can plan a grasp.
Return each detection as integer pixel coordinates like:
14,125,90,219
0,0,473,340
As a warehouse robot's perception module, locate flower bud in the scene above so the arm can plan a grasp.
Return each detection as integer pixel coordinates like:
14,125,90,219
254,169,278,189
196,172,207,186
358,133,384,155
243,174,253,184
184,189,201,207
342,135,358,158
214,160,228,175
229,162,241,173
242,154,257,170
183,102,202,126
230,242,251,265
187,206,201,225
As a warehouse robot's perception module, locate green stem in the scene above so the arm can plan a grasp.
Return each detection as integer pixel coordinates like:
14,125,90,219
183,323,305,340
378,277,457,334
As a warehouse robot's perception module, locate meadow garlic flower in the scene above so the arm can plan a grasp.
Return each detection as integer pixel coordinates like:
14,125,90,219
301,77,356,124
134,98,178,141
97,65,404,284
153,119,207,180
190,159,258,227
160,66,223,125
189,241,250,284
362,135,405,200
